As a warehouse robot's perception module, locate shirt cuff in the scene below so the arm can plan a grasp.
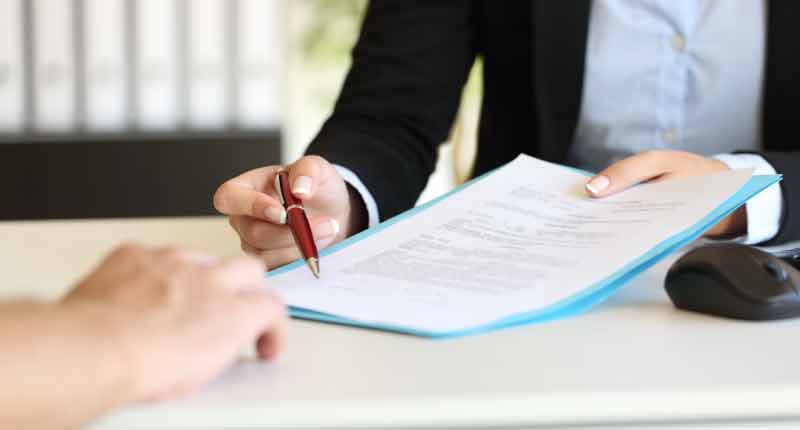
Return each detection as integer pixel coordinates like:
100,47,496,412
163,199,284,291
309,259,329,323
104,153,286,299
712,153,783,244
334,164,381,229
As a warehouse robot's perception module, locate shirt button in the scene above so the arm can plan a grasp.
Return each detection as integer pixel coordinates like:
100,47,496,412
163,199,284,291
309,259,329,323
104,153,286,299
662,129,676,144
671,35,686,51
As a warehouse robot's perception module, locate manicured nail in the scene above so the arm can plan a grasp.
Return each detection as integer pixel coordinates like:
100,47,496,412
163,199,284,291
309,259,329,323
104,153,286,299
315,235,336,249
329,219,340,235
292,176,312,197
313,219,340,238
586,175,610,195
264,206,287,224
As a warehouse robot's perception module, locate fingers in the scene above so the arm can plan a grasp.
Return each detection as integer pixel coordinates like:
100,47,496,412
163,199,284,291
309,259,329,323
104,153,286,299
248,231,339,269
261,247,303,269
240,240,263,257
155,246,219,265
204,256,288,359
214,156,334,221
101,242,154,272
214,166,286,224
197,254,288,359
230,215,294,249
149,247,267,293
286,155,333,200
206,256,267,294
230,291,288,360
254,289,288,360
99,242,168,280
586,151,674,198
586,150,732,199
256,320,286,360
231,216,341,251
240,241,301,269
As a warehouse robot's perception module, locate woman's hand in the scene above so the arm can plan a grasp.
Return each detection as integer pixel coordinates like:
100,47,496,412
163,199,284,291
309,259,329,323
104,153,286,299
214,156,367,269
585,150,747,238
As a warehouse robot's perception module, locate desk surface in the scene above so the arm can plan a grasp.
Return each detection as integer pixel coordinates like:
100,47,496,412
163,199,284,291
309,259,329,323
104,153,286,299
3,217,800,429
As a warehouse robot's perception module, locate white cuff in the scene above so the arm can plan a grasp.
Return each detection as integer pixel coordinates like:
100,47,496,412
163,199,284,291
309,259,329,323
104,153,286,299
334,164,381,229
713,153,783,244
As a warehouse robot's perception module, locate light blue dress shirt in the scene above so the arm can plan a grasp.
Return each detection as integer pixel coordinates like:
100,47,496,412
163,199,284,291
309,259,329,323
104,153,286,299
340,0,782,244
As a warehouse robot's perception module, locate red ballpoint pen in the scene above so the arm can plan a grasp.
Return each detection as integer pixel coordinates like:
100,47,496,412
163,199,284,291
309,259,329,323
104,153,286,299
274,170,320,278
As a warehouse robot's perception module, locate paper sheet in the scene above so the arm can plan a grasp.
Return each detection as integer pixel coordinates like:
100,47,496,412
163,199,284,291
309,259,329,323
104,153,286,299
268,155,756,334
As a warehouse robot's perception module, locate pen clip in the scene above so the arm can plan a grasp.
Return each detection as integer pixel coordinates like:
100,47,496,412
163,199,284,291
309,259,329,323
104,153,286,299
274,171,286,206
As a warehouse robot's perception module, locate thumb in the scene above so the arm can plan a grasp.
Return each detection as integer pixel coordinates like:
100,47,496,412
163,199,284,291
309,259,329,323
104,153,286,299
585,151,670,198
285,155,333,200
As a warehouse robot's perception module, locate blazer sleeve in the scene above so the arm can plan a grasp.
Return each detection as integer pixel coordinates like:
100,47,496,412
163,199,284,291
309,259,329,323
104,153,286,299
754,151,800,245
305,0,478,221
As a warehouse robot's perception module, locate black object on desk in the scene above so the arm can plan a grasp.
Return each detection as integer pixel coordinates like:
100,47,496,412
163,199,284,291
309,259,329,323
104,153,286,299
665,243,800,320
0,132,281,219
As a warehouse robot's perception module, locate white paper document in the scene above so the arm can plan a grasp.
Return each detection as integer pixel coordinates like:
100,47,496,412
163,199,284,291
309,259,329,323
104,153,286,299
269,155,755,335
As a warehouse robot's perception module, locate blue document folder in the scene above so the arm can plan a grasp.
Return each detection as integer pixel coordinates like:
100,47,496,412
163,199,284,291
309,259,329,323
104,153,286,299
269,169,782,339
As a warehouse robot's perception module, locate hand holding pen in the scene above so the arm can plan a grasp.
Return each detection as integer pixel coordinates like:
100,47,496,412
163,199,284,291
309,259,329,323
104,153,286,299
274,170,320,277
213,155,369,271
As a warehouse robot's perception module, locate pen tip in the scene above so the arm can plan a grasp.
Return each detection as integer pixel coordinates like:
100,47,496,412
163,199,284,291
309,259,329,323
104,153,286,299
307,258,320,279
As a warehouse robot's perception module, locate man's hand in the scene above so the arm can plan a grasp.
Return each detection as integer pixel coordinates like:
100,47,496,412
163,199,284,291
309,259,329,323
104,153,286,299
584,150,747,238
63,244,287,403
213,155,367,269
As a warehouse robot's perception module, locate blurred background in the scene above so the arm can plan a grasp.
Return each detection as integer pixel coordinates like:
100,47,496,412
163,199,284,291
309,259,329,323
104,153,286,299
0,0,480,220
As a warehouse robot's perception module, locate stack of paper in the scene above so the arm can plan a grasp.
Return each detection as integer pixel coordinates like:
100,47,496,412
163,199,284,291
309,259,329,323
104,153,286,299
268,155,781,338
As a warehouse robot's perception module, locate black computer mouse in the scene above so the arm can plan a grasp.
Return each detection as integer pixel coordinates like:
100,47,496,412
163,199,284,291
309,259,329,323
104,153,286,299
665,243,800,320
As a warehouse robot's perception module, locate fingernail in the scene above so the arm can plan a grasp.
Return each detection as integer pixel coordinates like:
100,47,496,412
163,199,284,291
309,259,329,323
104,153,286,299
313,219,340,238
292,176,312,197
264,206,287,224
586,175,610,195
315,235,336,249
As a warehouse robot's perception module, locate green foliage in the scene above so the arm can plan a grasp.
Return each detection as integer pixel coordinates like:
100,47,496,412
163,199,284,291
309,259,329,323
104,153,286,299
301,0,367,65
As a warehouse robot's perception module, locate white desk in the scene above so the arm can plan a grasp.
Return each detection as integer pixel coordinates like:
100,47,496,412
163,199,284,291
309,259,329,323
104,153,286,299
3,217,800,429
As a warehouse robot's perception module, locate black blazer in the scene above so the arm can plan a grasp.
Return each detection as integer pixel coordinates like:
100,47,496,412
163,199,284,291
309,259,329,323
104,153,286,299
307,1,800,244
